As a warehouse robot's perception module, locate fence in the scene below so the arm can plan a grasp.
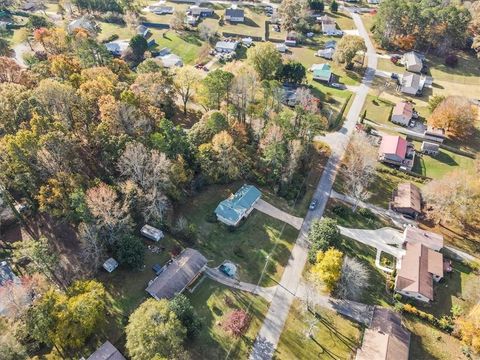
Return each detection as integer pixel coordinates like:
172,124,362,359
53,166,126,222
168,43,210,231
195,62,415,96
221,32,263,41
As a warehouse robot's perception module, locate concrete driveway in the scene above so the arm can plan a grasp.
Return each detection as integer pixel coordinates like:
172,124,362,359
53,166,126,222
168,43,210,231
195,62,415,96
253,199,303,230
339,226,406,259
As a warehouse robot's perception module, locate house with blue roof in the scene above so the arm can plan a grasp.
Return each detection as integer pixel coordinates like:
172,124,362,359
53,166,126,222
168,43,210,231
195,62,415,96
312,63,332,83
214,185,261,226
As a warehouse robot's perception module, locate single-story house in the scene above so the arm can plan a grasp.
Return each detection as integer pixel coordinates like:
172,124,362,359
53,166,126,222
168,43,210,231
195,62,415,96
105,40,129,56
395,243,443,302
403,51,423,73
67,15,99,35
149,6,174,15
276,43,287,53
400,72,424,96
316,48,335,60
391,182,422,219
225,6,245,23
146,248,207,300
391,101,413,126
215,40,239,53
285,32,297,47
403,226,443,252
158,53,183,68
356,307,410,360
318,15,336,34
188,6,214,17
0,262,31,317
312,63,332,82
102,258,118,273
141,224,165,242
378,135,415,170
136,25,152,39
215,184,261,226
424,126,446,143
421,141,440,156
281,86,302,106
87,341,126,360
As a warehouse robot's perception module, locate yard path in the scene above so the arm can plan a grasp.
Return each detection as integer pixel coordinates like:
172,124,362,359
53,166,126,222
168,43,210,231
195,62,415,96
250,10,378,360
253,199,303,230
330,189,415,228
13,42,29,68
205,268,277,302
339,226,406,259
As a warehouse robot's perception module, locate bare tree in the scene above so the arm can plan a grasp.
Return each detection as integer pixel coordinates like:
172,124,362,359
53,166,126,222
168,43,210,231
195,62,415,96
79,222,106,272
336,256,370,301
198,23,216,41
341,132,377,211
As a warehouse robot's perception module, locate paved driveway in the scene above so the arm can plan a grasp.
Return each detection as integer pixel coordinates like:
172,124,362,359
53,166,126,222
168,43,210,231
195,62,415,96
253,199,303,230
339,226,406,258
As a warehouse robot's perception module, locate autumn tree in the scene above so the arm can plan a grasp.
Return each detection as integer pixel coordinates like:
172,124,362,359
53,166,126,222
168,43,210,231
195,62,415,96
126,298,187,360
341,132,377,210
0,318,27,360
455,304,480,353
307,218,341,263
0,38,10,56
170,10,185,31
247,42,283,81
428,96,477,138
278,0,308,32
222,309,251,337
423,171,480,229
310,248,343,292
174,65,202,114
333,35,366,68
78,222,106,272
0,83,31,134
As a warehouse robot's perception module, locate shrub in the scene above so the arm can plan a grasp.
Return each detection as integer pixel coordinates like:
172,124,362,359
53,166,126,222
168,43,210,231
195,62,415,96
205,212,218,223
222,310,251,337
358,207,374,219
331,204,348,217
445,53,458,68
115,234,145,269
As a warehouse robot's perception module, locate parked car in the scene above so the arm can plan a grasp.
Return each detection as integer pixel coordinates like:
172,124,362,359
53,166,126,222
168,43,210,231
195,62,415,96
330,82,344,89
390,55,401,64
409,120,416,128
309,199,318,210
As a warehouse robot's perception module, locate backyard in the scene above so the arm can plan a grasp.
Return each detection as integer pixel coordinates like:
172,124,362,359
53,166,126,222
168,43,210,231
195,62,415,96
178,184,299,287
276,299,362,360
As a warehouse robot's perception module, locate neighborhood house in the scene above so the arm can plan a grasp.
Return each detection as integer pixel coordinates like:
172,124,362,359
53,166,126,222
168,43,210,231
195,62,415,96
215,40,239,53
395,243,443,302
400,72,424,96
158,53,183,68
285,32,298,46
391,101,414,126
356,307,410,360
87,341,126,360
145,248,208,300
378,135,415,170
421,141,440,156
312,63,332,83
316,48,335,60
188,6,214,17
214,184,261,226
402,52,423,73
225,6,245,23
318,15,336,34
424,126,446,143
105,40,129,56
67,15,99,35
391,182,422,219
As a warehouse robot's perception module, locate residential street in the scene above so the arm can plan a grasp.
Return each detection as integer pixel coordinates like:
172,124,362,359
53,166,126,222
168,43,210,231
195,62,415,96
250,10,378,360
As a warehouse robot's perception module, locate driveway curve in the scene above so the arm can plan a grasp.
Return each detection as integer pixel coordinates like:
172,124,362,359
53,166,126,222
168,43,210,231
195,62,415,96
253,199,303,230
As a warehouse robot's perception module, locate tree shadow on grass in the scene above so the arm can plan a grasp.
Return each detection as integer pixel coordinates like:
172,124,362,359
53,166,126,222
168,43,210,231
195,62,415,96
433,150,457,166
180,32,202,46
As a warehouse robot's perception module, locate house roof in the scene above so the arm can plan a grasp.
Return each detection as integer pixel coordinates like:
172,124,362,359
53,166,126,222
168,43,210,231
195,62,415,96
226,8,244,17
393,183,421,213
215,185,261,223
159,53,183,68
404,52,422,67
68,16,98,34
0,261,19,286
421,141,440,151
215,41,239,51
319,15,335,24
402,72,421,90
395,243,443,300
356,307,410,360
312,63,332,80
392,102,413,119
379,135,407,159
425,126,446,137
87,341,126,360
404,226,444,250
145,248,207,300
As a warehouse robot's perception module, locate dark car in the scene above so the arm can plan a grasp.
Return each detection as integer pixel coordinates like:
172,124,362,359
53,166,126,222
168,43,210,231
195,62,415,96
309,199,318,210
390,73,399,80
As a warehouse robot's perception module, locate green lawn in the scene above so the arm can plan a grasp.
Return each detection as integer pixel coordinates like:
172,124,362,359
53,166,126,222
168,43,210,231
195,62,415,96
324,199,392,230
202,5,266,38
362,95,394,125
412,142,476,179
178,184,299,287
276,299,362,360
186,278,268,359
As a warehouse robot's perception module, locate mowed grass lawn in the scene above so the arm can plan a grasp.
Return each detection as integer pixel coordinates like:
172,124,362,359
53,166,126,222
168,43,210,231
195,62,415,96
186,278,268,359
202,5,266,37
362,95,394,125
178,184,299,287
412,142,476,179
276,300,362,359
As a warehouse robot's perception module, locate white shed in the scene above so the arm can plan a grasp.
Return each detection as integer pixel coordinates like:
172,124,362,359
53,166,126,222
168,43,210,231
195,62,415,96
103,258,119,273
141,224,165,242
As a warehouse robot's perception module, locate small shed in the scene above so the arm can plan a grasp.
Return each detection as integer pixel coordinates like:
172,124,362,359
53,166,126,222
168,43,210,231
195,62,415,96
141,224,165,242
421,141,439,156
103,258,119,273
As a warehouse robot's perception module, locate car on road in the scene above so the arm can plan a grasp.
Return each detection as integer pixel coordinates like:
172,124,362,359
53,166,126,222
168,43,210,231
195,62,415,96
309,199,318,210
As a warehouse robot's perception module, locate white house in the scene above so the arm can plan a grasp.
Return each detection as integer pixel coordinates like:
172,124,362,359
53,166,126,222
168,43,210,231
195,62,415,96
401,72,424,95
391,101,413,126
403,51,423,73
318,15,336,34
215,40,239,53
316,48,335,60
105,40,129,56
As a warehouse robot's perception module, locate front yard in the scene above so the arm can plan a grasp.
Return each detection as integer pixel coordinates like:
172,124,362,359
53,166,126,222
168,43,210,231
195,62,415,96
276,299,362,360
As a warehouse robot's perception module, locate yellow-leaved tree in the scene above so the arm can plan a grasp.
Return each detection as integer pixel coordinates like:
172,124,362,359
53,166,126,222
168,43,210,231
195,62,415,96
455,304,480,353
310,247,343,292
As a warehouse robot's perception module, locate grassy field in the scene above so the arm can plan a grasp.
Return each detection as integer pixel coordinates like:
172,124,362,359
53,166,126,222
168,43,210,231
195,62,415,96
203,5,266,38
276,299,362,360
324,199,392,230
178,184,299,287
362,95,394,125
186,279,268,359
412,142,476,179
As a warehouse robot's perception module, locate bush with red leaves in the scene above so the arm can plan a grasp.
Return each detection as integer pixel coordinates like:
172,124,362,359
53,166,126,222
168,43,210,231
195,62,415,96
222,309,251,337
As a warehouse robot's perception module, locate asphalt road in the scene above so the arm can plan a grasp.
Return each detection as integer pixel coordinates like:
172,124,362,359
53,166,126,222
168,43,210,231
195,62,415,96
249,10,378,360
